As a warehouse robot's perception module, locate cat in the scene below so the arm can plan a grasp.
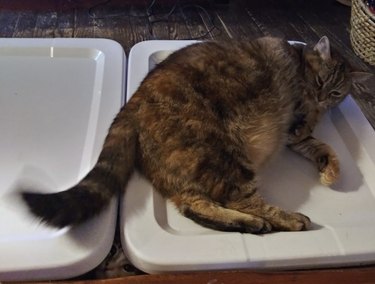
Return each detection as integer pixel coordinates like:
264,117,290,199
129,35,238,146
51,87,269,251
22,36,374,233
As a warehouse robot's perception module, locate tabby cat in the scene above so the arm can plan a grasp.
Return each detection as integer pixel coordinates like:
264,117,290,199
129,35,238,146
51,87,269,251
22,36,374,233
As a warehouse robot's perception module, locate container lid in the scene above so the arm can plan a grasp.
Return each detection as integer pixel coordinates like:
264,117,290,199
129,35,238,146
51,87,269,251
122,40,375,274
0,38,125,281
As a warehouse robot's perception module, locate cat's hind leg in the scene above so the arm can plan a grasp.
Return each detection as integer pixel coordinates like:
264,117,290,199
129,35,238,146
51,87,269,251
170,194,272,234
158,153,310,232
225,187,311,232
170,181,310,233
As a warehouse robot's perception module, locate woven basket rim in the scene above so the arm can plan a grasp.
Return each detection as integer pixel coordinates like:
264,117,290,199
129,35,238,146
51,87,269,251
351,0,375,65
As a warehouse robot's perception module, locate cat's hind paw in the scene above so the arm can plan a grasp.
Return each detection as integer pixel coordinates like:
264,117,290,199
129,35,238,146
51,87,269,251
267,211,311,231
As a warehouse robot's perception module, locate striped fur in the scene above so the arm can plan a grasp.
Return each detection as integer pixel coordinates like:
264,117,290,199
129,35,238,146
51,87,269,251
22,36,374,233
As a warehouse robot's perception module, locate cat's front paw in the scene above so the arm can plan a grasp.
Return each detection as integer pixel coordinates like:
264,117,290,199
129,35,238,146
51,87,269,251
318,154,340,186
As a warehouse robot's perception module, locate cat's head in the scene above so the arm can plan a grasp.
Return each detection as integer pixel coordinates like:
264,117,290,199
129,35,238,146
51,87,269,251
304,36,374,109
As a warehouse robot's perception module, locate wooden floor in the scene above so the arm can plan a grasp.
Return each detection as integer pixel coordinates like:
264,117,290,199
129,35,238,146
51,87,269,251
0,0,372,67
1,0,375,283
1,0,374,127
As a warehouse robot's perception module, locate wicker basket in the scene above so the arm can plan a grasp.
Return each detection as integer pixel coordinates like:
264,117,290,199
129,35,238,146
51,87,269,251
350,0,375,65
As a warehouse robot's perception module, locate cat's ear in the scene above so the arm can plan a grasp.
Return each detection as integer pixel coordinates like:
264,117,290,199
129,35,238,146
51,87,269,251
314,36,331,61
351,72,375,95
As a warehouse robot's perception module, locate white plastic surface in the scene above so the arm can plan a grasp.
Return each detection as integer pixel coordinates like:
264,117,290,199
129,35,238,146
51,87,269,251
122,40,375,273
0,38,125,281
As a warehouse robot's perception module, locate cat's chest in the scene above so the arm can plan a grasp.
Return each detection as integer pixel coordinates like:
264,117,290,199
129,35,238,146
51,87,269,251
233,113,290,169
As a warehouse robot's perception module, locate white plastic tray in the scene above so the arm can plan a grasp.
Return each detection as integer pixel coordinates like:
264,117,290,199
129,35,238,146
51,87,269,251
122,40,375,273
0,38,125,281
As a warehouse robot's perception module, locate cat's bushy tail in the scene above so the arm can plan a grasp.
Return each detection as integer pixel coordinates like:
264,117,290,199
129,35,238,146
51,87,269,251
22,108,137,228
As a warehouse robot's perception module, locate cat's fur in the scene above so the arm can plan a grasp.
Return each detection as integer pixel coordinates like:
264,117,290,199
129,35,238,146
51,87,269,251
22,36,374,233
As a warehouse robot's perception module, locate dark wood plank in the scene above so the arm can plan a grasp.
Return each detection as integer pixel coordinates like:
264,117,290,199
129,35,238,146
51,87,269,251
196,4,225,40
125,2,154,51
33,11,59,37
213,0,264,40
73,7,97,39
11,10,38,38
167,9,192,40
261,0,320,43
179,3,212,40
146,0,173,39
54,10,75,37
241,0,302,40
108,12,147,53
0,9,18,37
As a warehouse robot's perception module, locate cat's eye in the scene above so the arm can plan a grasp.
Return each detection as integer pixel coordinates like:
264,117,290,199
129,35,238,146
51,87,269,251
329,90,341,97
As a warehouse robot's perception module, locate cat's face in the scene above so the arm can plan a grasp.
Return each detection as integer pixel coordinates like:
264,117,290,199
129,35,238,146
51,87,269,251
313,58,352,108
306,36,352,109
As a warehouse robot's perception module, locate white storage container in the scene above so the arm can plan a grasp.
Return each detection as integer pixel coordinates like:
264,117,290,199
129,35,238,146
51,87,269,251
0,38,125,281
122,40,375,273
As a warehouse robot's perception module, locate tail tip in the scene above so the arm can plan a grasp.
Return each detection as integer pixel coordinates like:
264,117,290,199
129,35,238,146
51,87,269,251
21,191,71,228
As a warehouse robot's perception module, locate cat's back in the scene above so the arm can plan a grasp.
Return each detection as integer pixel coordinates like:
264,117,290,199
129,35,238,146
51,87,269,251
150,37,298,80
133,37,301,110
126,37,304,181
